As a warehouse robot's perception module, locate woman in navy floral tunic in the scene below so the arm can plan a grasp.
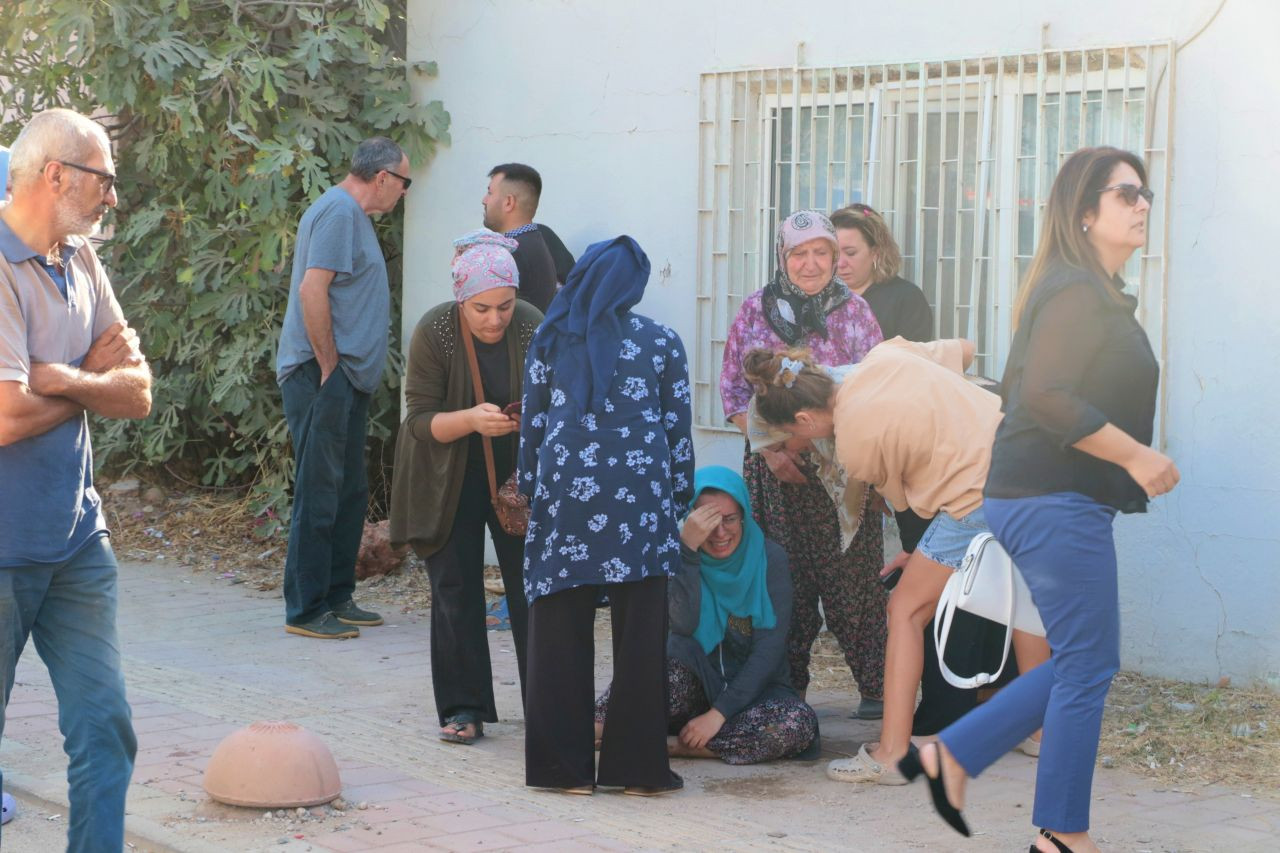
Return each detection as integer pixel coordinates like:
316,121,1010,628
519,236,694,795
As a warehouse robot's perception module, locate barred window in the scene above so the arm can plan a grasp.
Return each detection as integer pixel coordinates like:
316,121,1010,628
694,45,1171,429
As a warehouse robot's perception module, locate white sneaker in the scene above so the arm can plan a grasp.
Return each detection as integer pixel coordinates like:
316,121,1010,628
826,744,908,785
1016,736,1041,757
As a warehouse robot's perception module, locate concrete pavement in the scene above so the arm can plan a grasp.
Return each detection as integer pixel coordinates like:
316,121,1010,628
2,558,1276,851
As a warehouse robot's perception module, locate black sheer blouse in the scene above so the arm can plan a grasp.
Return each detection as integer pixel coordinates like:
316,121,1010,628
860,275,934,342
984,264,1159,513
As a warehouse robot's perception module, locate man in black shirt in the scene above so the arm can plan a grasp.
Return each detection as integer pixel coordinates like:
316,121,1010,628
537,222,576,286
481,163,558,312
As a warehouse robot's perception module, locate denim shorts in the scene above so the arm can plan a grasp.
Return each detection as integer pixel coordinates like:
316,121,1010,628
916,505,990,569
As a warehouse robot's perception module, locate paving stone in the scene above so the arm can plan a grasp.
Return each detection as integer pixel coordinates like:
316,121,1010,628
4,557,1276,853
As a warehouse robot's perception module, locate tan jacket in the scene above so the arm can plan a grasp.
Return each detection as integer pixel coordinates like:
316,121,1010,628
832,337,1002,520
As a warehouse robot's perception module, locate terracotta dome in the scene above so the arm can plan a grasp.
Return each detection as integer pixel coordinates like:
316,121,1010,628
203,721,342,808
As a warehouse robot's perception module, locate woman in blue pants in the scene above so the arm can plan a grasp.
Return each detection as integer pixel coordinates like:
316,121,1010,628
901,146,1180,853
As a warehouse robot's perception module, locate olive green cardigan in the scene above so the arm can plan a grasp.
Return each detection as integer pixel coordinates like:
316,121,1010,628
389,299,543,557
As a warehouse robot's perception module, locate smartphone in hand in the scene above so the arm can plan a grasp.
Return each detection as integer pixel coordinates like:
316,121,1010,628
502,401,522,417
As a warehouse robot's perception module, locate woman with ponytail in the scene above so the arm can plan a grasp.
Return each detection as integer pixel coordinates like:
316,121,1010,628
742,341,1049,787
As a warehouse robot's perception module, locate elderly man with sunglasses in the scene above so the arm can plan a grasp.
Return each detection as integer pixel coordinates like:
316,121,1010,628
275,136,410,639
0,108,151,852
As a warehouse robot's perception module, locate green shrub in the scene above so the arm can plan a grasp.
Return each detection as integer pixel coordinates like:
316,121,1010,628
0,0,448,527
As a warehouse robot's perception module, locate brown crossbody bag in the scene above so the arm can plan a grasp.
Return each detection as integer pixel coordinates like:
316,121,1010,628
458,310,530,537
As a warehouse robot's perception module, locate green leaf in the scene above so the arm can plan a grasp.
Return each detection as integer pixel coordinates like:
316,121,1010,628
1,0,447,520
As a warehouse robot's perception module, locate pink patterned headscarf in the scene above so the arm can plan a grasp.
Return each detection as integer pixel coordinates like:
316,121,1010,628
450,229,519,302
776,209,839,268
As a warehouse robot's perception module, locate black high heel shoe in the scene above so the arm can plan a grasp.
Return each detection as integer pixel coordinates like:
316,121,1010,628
897,742,971,838
1029,828,1074,852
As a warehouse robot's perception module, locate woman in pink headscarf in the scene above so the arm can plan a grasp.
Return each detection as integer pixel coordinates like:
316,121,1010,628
390,229,544,745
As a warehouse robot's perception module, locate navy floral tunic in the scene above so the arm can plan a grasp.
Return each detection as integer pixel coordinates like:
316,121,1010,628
518,313,695,604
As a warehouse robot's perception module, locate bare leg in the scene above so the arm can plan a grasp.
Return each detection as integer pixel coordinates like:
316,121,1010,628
868,551,953,767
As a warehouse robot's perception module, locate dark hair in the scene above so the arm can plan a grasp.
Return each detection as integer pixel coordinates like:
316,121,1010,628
488,162,542,213
350,136,405,181
740,348,835,425
830,203,902,283
1013,146,1147,327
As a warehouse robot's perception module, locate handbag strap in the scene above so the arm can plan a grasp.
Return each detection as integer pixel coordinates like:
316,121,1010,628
932,534,1017,690
458,308,500,504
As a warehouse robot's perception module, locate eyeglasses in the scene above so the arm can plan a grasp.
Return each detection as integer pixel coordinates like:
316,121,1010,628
384,169,412,191
1098,183,1153,206
717,513,743,529
59,161,116,194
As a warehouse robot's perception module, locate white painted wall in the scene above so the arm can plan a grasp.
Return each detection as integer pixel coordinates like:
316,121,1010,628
403,0,1280,685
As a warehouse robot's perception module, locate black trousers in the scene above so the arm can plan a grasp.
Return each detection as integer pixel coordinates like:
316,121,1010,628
421,467,528,725
896,507,1018,735
524,576,678,789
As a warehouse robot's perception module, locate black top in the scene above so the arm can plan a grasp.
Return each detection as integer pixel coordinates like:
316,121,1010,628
985,263,1159,513
860,275,933,342
511,229,558,313
465,336,516,481
536,223,576,285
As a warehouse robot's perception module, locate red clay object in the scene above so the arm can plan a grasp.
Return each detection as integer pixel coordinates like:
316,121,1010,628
203,721,342,808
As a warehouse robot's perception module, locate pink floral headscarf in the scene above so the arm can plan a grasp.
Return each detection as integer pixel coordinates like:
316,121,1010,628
450,229,519,302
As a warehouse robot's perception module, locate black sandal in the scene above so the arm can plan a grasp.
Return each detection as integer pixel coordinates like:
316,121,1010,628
898,742,971,838
1030,828,1075,852
439,712,484,745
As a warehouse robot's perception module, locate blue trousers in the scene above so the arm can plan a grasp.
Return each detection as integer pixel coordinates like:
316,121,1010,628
939,492,1119,833
1,536,137,853
281,361,371,625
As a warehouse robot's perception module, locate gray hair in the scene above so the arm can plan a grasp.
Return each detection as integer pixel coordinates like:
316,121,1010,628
8,108,110,190
349,136,405,181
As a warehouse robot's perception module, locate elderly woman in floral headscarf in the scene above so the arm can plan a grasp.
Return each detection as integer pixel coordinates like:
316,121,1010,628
390,229,543,746
720,210,886,717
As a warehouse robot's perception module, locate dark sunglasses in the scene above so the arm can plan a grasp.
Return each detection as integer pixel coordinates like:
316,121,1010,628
59,161,116,194
385,169,412,191
1099,183,1153,206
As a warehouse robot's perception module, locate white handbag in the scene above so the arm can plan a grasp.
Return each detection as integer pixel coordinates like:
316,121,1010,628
933,532,1046,690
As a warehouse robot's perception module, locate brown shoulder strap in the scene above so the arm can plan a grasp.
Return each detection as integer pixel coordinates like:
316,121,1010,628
457,308,500,503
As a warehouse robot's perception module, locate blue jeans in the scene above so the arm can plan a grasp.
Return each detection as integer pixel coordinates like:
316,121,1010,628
939,492,1119,833
280,360,371,624
916,505,989,569
0,536,137,852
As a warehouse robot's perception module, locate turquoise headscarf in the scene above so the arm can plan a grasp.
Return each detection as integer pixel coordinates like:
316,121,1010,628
690,466,777,654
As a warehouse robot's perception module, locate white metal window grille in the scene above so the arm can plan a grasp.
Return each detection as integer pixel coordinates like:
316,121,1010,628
695,46,1172,430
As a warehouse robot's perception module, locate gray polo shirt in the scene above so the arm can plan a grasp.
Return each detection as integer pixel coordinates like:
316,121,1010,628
0,216,124,566
275,186,390,394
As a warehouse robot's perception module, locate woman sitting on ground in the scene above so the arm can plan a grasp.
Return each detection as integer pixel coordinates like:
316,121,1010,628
742,340,1050,785
595,466,818,765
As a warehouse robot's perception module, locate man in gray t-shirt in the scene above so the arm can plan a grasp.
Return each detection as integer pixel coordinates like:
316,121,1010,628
275,136,410,639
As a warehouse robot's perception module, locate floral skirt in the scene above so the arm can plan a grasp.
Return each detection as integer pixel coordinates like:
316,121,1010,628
596,659,816,765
